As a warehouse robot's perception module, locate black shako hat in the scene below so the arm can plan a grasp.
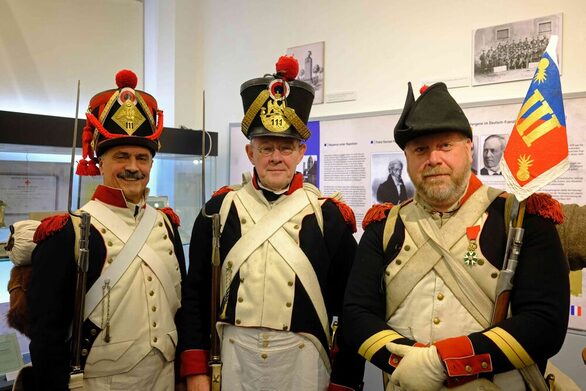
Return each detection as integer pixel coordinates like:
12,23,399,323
77,69,163,176
393,82,472,150
240,55,314,141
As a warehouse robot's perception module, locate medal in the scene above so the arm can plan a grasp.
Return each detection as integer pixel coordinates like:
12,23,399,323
464,225,481,266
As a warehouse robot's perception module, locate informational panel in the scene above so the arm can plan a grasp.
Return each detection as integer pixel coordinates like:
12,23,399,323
0,174,57,221
229,93,586,331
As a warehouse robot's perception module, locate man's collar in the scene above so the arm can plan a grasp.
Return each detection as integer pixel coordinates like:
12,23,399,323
92,185,148,210
251,170,304,196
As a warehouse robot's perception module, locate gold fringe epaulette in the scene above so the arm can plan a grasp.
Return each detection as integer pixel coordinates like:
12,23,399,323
362,203,394,230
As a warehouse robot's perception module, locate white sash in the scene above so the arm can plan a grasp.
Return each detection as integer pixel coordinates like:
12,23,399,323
82,201,179,319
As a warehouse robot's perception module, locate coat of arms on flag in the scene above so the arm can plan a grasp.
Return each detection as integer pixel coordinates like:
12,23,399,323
501,35,569,201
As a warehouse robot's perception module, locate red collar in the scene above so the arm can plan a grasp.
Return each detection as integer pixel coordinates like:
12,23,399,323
252,171,304,195
459,174,483,206
91,185,140,209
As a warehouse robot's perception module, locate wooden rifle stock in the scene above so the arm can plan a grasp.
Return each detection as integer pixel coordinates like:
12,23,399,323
208,214,222,390
491,200,526,325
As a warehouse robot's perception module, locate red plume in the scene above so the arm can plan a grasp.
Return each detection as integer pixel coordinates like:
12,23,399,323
275,55,299,81
115,69,138,89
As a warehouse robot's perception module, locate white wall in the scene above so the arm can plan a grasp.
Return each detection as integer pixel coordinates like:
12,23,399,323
181,0,586,186
0,0,144,117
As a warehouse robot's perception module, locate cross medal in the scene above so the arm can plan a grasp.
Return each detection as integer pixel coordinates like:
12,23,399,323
464,226,481,266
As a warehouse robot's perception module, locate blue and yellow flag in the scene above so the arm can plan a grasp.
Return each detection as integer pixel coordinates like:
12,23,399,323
501,35,569,201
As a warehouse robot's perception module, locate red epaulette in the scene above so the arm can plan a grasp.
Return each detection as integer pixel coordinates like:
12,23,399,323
362,203,394,231
326,197,357,233
212,186,234,198
160,207,181,226
526,192,564,224
33,213,70,243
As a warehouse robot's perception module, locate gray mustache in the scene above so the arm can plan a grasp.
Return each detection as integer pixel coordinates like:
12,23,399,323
117,171,146,180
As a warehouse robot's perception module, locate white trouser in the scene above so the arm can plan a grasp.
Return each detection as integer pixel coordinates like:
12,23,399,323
221,325,329,391
83,349,174,391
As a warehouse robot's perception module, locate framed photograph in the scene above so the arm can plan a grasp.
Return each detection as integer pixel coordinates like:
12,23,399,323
472,13,562,86
287,41,325,104
370,153,414,205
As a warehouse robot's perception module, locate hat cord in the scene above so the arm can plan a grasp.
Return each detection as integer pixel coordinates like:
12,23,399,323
85,110,164,141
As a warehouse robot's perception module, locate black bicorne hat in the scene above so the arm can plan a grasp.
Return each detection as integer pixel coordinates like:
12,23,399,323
394,82,472,150
77,69,164,176
240,55,314,141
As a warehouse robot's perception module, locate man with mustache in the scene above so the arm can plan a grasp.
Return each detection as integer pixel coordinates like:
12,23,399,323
28,70,186,390
344,82,569,390
177,56,364,391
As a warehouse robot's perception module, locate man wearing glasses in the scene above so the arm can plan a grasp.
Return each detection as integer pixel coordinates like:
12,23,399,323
177,56,364,391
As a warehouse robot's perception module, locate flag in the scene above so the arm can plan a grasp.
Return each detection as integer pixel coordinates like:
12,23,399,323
501,35,569,201
570,305,582,317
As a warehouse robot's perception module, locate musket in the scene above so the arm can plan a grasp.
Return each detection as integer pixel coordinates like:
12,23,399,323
491,196,525,324
200,90,222,391
67,80,91,388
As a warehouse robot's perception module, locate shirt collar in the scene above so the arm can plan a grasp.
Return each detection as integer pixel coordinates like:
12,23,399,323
91,185,148,211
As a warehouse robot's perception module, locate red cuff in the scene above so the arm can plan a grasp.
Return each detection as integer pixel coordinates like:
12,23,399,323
434,336,492,386
328,383,354,391
180,349,209,377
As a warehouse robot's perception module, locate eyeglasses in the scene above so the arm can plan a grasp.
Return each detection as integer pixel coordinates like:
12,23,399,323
255,144,299,156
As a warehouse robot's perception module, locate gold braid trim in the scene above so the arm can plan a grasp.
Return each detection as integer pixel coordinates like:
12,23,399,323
241,90,270,136
483,327,535,368
136,93,156,129
358,329,403,361
99,91,120,123
283,106,311,140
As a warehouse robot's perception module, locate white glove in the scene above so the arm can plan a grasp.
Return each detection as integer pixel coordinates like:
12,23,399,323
386,342,446,391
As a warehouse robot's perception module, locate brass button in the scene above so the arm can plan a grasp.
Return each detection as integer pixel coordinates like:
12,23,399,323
149,290,155,296
90,329,97,336
238,297,243,303
465,365,472,373
153,322,157,328
261,353,268,359
83,338,90,344
107,241,113,247
241,218,247,224
392,357,399,364
299,343,305,349
107,258,113,264
437,293,444,300
293,224,300,229
236,319,241,325
81,349,88,356
477,259,485,265
227,261,233,268
433,317,440,325
491,272,498,279
282,325,288,331
168,249,173,255
396,259,402,265
481,361,488,369
153,337,158,343
288,281,294,287
147,276,153,282
240,278,245,283
286,302,292,308
100,228,106,234
404,245,411,251
262,341,269,348
163,234,168,240
158,222,163,227
385,271,390,276
152,306,157,312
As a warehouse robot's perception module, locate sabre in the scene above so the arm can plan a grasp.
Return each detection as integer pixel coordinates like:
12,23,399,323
200,90,222,391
